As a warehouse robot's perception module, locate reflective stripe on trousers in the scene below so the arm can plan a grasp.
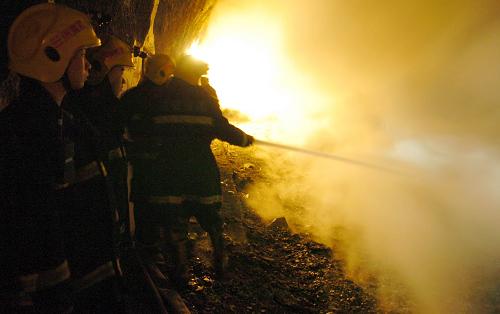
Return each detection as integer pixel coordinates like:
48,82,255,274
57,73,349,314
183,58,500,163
17,261,71,293
147,194,222,205
71,261,117,293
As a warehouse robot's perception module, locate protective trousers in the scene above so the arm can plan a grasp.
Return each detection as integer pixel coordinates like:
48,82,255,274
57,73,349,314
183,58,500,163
182,202,225,279
134,202,185,267
167,203,225,282
134,201,225,286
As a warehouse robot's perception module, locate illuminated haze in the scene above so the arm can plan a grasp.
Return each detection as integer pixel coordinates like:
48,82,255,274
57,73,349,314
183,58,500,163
192,0,500,312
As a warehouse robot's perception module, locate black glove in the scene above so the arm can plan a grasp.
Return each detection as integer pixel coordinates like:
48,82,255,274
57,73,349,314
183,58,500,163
246,135,254,146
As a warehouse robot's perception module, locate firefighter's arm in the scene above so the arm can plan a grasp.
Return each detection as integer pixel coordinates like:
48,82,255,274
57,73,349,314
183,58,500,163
212,103,254,147
117,89,137,128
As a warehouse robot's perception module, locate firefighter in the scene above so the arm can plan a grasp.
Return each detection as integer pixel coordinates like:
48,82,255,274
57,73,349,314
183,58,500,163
123,53,254,287
59,41,132,313
167,54,254,284
78,35,135,248
0,3,100,312
120,53,176,262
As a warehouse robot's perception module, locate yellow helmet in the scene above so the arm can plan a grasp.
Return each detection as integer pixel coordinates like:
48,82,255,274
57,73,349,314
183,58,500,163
144,54,175,86
8,3,101,83
87,35,134,85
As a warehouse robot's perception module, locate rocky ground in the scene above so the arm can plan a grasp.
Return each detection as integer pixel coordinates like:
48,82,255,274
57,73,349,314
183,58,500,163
123,140,499,313
174,142,379,313
145,141,500,314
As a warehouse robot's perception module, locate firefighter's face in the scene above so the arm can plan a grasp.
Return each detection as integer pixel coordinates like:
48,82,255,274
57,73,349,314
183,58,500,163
67,48,91,90
108,66,125,98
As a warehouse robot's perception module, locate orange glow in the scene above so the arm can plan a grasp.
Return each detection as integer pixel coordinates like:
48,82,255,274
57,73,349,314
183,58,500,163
187,10,331,145
185,2,500,313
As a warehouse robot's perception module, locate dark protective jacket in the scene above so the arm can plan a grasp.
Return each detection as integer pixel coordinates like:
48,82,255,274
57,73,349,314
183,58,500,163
0,78,70,295
77,80,129,242
120,77,251,207
61,91,119,290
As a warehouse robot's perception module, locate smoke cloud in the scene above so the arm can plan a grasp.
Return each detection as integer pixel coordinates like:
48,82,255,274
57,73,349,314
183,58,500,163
204,0,500,312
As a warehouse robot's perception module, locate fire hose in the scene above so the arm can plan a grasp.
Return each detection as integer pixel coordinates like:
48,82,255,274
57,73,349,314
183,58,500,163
254,139,402,174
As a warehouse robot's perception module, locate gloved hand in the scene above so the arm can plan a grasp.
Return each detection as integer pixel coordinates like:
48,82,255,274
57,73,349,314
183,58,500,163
246,135,255,146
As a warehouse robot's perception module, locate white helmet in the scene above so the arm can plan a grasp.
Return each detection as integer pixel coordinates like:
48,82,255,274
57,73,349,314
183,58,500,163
144,54,175,86
87,35,134,85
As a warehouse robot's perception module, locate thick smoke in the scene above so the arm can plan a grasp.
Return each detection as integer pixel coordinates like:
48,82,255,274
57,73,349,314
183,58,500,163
206,0,500,312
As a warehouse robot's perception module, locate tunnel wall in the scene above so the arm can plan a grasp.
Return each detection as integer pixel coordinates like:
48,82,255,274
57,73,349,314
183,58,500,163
1,0,216,103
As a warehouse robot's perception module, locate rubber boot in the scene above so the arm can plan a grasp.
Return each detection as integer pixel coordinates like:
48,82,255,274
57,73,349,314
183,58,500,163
164,211,191,289
208,228,226,280
170,239,190,289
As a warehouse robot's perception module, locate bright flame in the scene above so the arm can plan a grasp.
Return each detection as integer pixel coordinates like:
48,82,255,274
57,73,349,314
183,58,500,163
182,1,500,313
186,9,330,145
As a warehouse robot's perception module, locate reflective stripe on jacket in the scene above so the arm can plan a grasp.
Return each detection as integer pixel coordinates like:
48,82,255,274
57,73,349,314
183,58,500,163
152,114,214,126
18,261,70,293
71,261,116,293
121,78,251,204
